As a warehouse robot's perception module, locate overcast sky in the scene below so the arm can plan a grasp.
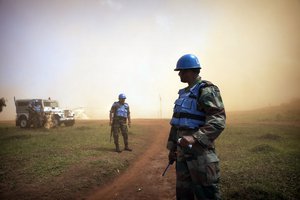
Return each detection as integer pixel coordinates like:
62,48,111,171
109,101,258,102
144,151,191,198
1,0,299,120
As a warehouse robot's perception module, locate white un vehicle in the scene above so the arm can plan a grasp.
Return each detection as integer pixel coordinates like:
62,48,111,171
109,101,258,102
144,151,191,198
15,98,75,128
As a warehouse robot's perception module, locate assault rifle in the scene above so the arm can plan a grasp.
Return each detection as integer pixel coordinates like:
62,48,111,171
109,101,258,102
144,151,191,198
110,121,113,143
162,159,175,176
162,138,192,176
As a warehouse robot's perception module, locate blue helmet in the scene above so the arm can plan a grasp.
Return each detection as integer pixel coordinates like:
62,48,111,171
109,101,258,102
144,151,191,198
174,54,201,71
118,93,126,99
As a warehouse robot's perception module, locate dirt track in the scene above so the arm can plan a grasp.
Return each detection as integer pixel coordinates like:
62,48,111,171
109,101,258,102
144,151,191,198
86,120,176,200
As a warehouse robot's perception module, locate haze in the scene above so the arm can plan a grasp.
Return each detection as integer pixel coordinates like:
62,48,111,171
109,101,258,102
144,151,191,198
1,0,299,120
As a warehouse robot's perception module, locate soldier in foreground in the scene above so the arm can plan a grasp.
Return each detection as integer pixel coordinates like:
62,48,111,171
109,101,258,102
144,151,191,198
109,93,132,153
167,54,226,200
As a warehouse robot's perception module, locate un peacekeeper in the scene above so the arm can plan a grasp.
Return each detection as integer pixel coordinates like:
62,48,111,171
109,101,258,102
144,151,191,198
28,100,43,128
0,98,6,112
167,54,226,200
109,93,132,153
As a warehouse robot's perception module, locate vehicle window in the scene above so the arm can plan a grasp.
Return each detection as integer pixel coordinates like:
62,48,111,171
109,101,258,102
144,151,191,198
44,102,51,107
17,102,29,106
44,101,58,107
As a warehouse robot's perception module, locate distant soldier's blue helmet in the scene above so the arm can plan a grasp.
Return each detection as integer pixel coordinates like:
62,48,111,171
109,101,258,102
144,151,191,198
174,54,201,71
118,93,126,99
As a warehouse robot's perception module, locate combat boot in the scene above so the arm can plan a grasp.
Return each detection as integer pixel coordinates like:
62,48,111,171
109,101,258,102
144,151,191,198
124,146,132,151
115,144,122,153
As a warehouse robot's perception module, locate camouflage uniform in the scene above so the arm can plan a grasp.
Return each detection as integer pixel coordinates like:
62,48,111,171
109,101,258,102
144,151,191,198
110,101,131,152
28,101,43,128
0,98,6,112
167,76,226,200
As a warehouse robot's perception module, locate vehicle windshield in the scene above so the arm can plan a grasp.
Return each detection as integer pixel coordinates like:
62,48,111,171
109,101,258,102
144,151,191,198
44,101,59,107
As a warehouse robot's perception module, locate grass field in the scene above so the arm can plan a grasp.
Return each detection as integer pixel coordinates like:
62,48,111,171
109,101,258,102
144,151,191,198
218,123,299,199
0,120,157,200
0,101,299,199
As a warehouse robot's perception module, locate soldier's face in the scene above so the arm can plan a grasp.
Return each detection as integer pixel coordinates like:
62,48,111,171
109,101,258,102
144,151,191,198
178,69,198,83
178,70,190,83
119,98,125,104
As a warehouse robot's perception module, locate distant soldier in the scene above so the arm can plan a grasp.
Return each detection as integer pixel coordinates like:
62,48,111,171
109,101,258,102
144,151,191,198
28,100,43,128
167,54,226,200
109,93,132,153
0,98,6,112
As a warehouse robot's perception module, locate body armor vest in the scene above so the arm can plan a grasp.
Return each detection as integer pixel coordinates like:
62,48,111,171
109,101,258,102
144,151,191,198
33,105,41,112
170,82,207,129
114,102,129,118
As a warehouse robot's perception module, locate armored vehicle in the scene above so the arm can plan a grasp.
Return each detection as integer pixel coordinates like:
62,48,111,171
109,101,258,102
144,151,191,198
15,98,75,128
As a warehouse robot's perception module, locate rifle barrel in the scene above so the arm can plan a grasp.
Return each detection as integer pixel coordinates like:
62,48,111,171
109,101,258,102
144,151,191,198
162,163,171,176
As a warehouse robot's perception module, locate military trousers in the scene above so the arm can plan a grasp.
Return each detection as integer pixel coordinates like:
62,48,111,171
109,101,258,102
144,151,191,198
30,113,43,128
112,119,129,148
176,130,221,200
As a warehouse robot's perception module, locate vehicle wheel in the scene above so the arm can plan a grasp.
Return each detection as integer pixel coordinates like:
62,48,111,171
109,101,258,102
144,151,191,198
20,116,29,128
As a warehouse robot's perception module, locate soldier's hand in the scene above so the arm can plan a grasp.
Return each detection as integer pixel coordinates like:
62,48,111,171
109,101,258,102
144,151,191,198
128,122,131,128
178,135,196,147
109,121,112,126
168,150,177,164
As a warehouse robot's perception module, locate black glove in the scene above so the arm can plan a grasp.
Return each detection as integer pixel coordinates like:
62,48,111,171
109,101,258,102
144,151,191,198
168,150,177,165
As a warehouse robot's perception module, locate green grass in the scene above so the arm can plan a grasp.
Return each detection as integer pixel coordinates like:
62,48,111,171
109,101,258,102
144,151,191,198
0,113,299,199
217,123,300,200
0,120,153,199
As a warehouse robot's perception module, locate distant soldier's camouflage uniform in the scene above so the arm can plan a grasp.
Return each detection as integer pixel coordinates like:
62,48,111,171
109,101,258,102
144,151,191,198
28,100,43,128
0,98,6,112
167,54,226,200
110,93,132,153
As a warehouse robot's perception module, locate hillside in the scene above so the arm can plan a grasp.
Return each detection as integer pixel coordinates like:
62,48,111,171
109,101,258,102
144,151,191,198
227,99,300,124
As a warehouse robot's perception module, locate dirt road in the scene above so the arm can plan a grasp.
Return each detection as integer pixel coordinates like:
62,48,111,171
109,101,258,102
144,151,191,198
86,120,176,200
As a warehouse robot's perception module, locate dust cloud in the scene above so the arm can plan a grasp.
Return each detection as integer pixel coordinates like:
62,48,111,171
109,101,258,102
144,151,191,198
0,0,299,120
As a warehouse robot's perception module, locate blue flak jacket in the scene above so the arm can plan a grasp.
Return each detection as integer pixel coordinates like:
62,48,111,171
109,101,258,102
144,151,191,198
170,82,207,129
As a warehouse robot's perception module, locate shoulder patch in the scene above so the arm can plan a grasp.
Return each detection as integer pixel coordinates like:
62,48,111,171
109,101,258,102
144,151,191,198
200,80,214,88
197,80,219,110
198,80,214,97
